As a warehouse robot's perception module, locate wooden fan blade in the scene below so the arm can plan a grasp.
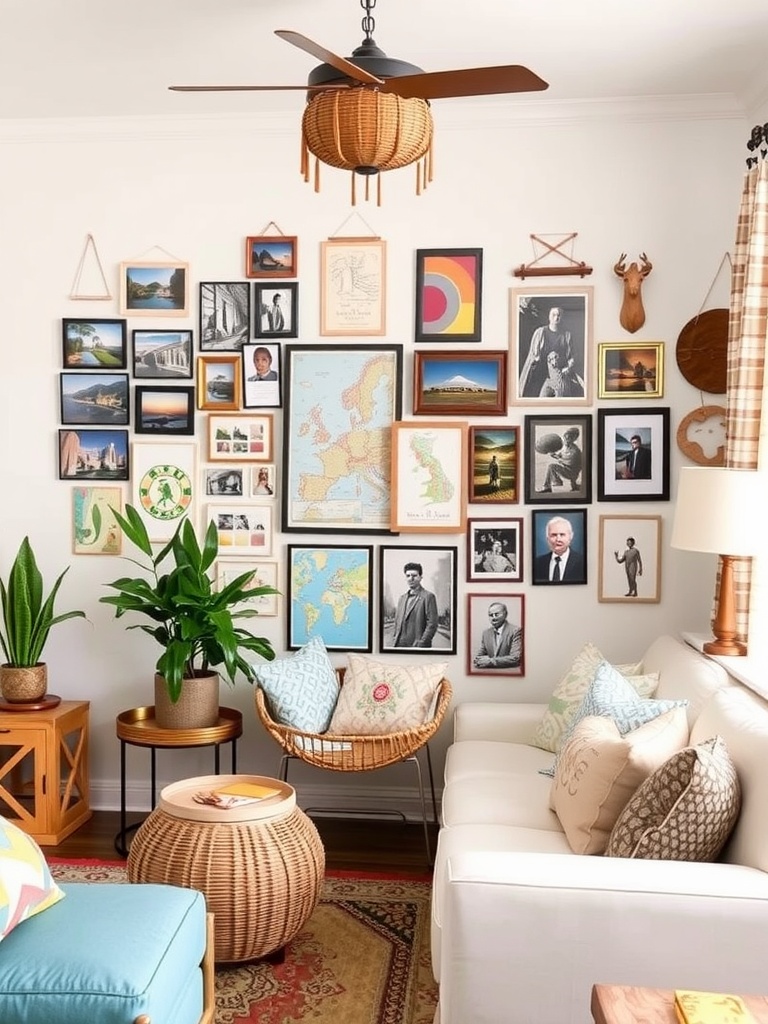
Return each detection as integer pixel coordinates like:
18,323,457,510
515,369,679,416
380,65,548,100
169,83,354,92
275,29,385,86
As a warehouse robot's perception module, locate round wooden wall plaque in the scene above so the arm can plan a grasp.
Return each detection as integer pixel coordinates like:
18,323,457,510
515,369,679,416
675,308,728,394
676,405,726,466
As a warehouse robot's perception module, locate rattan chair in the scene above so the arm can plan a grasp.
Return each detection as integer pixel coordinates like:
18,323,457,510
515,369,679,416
254,670,452,864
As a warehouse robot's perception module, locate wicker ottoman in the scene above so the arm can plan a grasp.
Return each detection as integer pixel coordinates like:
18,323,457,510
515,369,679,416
127,774,325,963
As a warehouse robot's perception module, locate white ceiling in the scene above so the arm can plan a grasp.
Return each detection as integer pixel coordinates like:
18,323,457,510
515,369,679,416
3,0,768,121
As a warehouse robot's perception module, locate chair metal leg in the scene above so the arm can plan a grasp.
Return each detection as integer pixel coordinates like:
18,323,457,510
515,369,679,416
425,742,439,825
408,752,433,866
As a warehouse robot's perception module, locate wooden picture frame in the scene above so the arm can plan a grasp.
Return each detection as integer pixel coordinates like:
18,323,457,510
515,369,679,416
71,486,123,555
413,350,507,416
242,342,281,410
134,385,195,436
320,238,386,336
598,514,662,603
391,420,468,533
62,318,127,369
216,558,279,617
119,260,189,317
379,545,457,654
60,372,129,426
467,593,525,677
287,544,373,652
207,502,273,557
510,286,593,404
597,407,671,501
467,518,524,582
199,282,251,351
531,508,588,586
132,329,193,379
58,428,129,481
131,440,196,541
196,354,241,412
523,414,592,504
468,426,519,504
415,248,482,343
254,282,298,339
598,341,664,399
207,412,273,463
245,235,298,279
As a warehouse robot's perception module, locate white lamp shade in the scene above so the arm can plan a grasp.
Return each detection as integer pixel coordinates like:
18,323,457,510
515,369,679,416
671,467,759,557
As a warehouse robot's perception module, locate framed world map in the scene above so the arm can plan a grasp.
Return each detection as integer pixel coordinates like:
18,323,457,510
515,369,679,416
287,544,374,651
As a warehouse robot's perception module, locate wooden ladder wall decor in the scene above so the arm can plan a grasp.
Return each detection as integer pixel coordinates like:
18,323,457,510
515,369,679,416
513,232,593,279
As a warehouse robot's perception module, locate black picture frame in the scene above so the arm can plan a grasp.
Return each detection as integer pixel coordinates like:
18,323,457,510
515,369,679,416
242,342,282,409
132,329,193,379
198,281,251,352
466,593,525,677
60,372,129,426
134,385,195,436
597,407,671,501
414,248,483,343
62,318,127,369
253,282,298,339
379,545,458,654
467,518,524,582
58,428,129,481
531,508,588,586
286,544,373,652
523,414,592,504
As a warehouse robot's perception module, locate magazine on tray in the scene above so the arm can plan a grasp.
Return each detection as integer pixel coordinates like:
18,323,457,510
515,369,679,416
192,781,281,809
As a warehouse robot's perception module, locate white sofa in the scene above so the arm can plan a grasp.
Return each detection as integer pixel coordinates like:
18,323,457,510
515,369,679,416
432,635,768,1024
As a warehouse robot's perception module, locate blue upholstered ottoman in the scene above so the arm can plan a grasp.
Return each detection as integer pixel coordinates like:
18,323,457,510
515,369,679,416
0,882,213,1024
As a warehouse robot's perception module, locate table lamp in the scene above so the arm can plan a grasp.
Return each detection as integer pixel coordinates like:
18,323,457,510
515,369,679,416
670,466,758,656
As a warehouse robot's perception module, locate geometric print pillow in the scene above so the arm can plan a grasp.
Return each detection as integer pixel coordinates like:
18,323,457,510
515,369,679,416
255,635,340,733
606,735,741,861
0,816,65,943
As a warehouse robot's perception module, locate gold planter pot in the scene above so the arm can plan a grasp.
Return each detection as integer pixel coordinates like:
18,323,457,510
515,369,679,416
153,672,220,730
0,663,48,703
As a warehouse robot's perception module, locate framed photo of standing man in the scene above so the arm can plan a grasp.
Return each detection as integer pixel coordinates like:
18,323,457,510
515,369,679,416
379,546,457,654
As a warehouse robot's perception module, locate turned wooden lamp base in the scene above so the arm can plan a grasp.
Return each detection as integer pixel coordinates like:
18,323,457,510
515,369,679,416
703,554,747,657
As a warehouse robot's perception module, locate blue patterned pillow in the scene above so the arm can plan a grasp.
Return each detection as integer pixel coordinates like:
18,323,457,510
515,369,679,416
256,636,339,733
0,816,65,942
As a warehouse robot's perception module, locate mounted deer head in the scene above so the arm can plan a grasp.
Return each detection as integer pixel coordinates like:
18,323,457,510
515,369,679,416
614,252,653,333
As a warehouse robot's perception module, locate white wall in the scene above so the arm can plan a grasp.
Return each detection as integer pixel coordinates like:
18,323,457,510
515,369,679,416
0,98,749,816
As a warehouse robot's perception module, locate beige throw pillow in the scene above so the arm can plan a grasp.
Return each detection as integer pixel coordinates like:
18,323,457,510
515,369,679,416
327,655,447,735
550,707,689,855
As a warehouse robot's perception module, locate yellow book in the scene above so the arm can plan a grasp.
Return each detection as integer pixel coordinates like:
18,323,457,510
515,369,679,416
675,990,757,1024
216,782,281,800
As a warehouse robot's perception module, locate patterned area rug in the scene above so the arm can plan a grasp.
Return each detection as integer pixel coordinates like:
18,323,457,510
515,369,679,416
49,860,438,1024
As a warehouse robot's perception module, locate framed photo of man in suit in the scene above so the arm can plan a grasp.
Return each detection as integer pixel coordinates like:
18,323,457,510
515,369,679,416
467,593,525,676
531,508,588,586
379,545,457,654
597,407,670,501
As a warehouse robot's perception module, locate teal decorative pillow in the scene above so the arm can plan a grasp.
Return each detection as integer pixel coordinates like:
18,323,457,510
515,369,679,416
0,816,65,942
255,636,339,733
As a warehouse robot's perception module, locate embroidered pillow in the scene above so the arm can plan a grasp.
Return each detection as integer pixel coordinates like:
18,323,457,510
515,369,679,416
327,655,447,735
0,816,65,943
255,636,339,733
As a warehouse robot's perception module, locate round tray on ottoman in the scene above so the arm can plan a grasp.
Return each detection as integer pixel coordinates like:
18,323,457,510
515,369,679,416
126,773,325,963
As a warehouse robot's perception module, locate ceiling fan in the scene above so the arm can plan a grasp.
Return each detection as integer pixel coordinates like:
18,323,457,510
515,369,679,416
169,0,549,203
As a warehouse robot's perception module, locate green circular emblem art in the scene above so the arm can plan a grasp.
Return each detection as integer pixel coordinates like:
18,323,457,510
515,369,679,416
139,465,192,521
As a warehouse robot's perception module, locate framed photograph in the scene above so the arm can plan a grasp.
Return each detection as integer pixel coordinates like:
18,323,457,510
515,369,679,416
58,428,129,481
62,318,127,369
245,235,298,279
71,486,123,555
203,466,243,497
320,238,386,336
531,508,588,586
287,544,373,652
199,282,251,351
468,426,519,504
523,414,592,504
216,558,279,617
242,343,281,410
132,329,193,379
250,464,276,498
197,355,241,412
598,341,664,399
131,441,196,541
598,515,662,603
467,593,525,676
134,385,194,436
207,503,273,557
391,420,468,533
208,412,273,463
413,350,507,416
597,407,671,501
467,518,524,582
119,260,188,317
60,372,129,426
254,282,298,339
379,545,457,654
415,248,482,343
283,344,403,533
510,286,593,404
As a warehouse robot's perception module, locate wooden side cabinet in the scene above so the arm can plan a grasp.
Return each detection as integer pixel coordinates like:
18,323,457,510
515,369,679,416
0,700,91,844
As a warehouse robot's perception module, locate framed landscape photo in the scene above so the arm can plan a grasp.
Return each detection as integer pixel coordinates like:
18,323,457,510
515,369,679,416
598,341,664,399
597,407,670,501
598,514,662,603
199,282,250,351
197,354,241,412
58,428,129,481
71,486,122,555
242,342,281,409
131,441,196,541
391,420,468,533
415,248,482,343
208,412,273,463
466,593,525,677
510,286,593,405
134,385,195,436
320,238,387,336
62,318,127,369
467,518,523,582
132,329,193,379
216,558,279,617
254,282,298,339
287,544,373,652
60,372,129,426
379,545,457,655
413,350,507,416
207,502,273,557
119,260,188,317
468,426,519,504
531,508,588,586
245,235,298,279
523,414,592,504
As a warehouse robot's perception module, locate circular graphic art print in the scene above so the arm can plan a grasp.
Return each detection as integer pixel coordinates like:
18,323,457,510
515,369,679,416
139,464,192,521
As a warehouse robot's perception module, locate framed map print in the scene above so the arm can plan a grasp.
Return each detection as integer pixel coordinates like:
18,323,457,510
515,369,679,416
320,239,386,336
391,420,468,533
287,544,373,651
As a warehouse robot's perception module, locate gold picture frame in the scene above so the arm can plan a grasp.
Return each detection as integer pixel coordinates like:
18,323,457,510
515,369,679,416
597,341,664,399
197,355,241,412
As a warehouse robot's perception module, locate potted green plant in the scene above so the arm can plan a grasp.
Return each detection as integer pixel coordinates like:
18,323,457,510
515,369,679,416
0,537,87,703
100,504,277,729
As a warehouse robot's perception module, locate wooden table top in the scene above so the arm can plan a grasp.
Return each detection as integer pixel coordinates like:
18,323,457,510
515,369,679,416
592,985,768,1024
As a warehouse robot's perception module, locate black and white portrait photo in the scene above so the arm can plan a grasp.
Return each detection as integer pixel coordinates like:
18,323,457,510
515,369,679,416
379,546,457,654
511,287,592,404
